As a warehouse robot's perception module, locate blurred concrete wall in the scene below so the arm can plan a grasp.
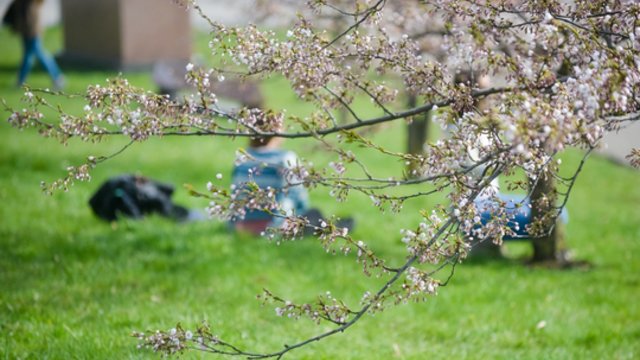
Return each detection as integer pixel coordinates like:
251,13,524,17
599,122,640,168
22,0,257,30
59,0,191,69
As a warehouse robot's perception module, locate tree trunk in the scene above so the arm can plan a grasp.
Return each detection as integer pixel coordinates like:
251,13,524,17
529,171,564,263
527,60,573,265
406,93,430,176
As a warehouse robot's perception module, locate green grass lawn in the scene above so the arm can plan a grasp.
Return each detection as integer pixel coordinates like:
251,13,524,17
1,26,639,360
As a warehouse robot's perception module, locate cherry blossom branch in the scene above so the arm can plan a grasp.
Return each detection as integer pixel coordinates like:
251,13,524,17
137,160,507,357
322,0,386,49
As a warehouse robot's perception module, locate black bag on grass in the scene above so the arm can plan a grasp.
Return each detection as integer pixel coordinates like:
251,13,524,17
89,174,189,222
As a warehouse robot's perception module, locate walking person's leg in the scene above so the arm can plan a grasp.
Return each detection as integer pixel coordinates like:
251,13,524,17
18,36,38,86
31,36,64,89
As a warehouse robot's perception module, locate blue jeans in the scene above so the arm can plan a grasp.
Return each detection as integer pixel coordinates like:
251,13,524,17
475,194,569,241
18,36,62,85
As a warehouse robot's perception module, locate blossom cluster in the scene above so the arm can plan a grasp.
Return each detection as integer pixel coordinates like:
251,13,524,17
133,326,191,356
402,267,440,300
262,289,354,325
203,181,280,222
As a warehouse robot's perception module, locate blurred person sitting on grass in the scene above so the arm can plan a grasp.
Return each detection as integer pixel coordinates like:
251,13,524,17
447,71,568,256
229,113,354,236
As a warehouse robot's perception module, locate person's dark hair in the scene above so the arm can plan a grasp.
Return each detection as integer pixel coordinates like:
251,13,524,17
249,135,274,148
248,112,279,148
4,0,44,38
453,69,474,86
452,69,491,115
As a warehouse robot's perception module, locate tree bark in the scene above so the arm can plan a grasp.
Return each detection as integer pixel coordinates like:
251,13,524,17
406,93,430,176
529,171,564,263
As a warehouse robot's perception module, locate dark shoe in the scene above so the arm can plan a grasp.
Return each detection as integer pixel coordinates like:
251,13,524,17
53,76,66,91
468,238,503,259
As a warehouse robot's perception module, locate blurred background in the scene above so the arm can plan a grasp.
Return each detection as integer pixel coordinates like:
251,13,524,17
0,1,639,359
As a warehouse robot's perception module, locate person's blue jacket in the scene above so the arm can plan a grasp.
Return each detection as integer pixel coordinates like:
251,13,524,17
230,147,309,228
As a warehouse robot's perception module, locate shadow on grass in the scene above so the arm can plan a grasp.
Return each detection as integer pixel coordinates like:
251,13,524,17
463,245,593,272
0,64,19,72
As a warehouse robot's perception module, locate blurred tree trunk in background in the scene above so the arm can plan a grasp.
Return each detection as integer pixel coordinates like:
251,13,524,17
406,92,430,177
529,171,565,263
